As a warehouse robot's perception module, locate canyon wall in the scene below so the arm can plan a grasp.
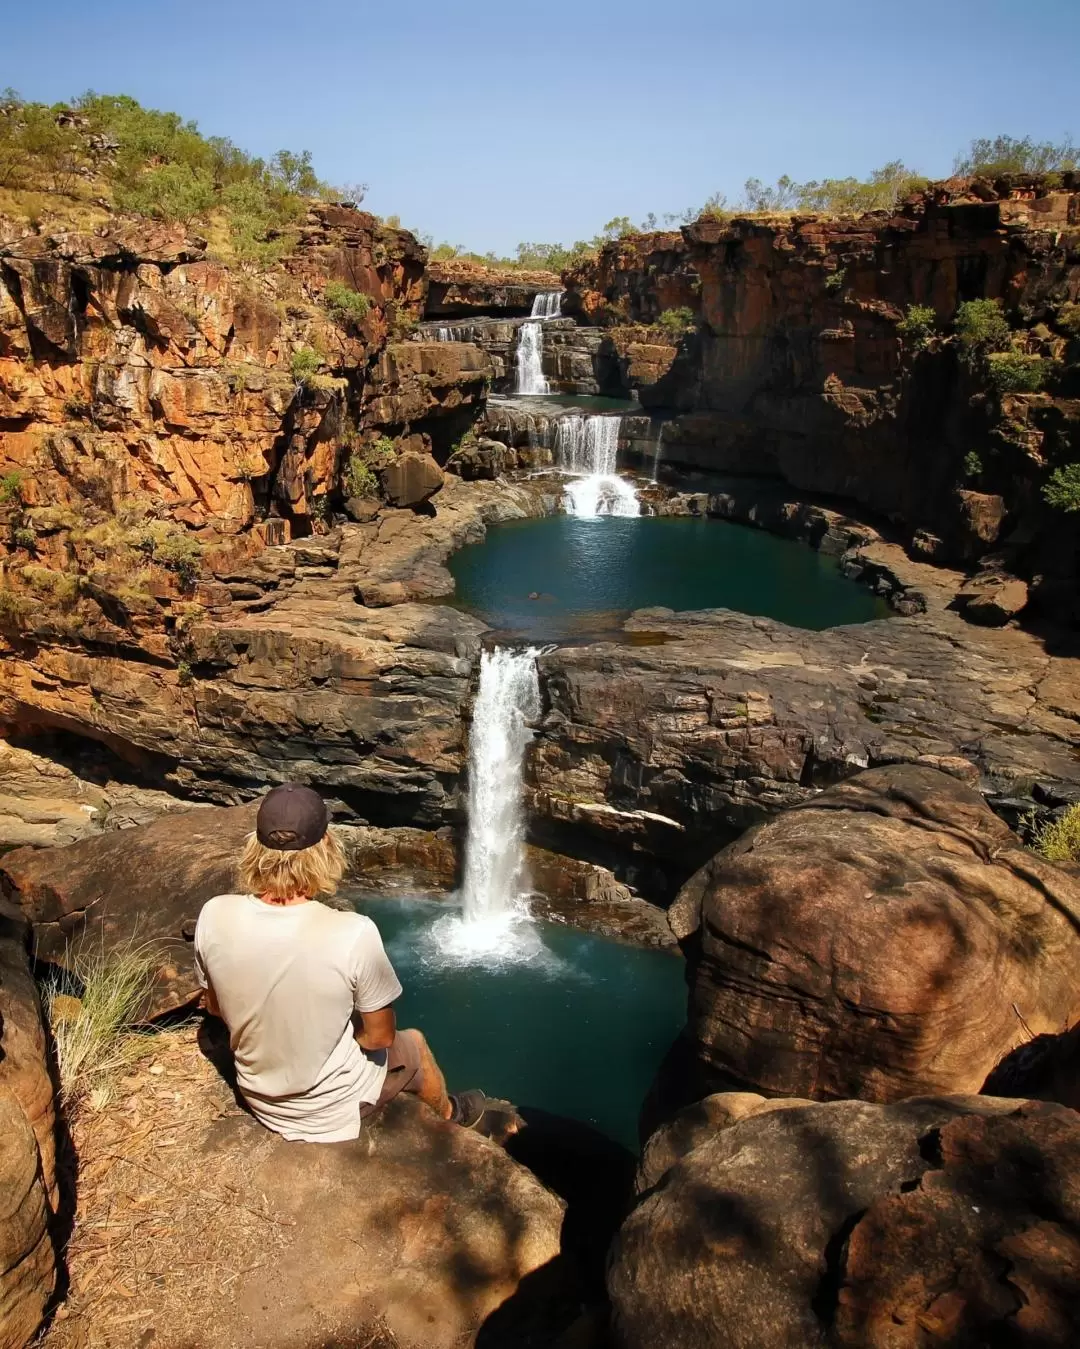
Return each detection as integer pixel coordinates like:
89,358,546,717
563,179,1080,617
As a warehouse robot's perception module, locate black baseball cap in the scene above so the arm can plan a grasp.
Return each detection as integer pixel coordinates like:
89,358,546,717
256,783,328,851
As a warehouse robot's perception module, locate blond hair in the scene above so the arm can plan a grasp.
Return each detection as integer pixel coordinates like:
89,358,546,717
239,829,346,901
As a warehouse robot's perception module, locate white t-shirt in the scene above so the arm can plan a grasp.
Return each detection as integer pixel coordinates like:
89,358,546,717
193,894,403,1142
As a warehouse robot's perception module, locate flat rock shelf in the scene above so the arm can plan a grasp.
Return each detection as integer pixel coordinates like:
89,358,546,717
449,514,890,642
347,891,687,1151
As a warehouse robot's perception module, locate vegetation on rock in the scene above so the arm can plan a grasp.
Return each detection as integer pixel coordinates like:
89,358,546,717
656,307,696,337
45,938,159,1114
897,304,937,349
1032,802,1080,863
323,281,372,327
0,89,333,262
343,435,396,498
954,134,1078,176
1043,463,1080,513
955,299,1012,355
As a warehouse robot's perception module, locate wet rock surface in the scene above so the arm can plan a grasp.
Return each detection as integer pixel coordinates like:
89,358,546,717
660,764,1080,1107
610,1094,1080,1349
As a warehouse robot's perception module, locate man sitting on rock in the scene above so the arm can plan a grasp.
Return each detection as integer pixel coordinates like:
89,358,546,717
194,783,504,1142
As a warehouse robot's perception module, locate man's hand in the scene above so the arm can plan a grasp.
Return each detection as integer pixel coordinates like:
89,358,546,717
202,982,222,1019
354,1004,396,1052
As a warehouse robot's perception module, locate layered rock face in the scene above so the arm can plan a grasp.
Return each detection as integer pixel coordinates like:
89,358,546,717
0,909,57,1349
423,260,560,318
529,597,1080,886
610,1094,1080,1349
662,764,1080,1108
563,181,1080,605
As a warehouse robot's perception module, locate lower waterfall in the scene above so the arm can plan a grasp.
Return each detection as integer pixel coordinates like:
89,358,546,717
554,415,640,518
431,647,545,963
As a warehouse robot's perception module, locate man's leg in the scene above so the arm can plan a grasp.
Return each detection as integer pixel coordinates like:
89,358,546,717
404,1028,452,1120
361,1028,451,1120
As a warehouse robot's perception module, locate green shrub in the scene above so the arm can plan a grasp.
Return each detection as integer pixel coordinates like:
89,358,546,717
897,304,936,348
955,299,1011,353
365,436,397,466
824,268,846,293
1043,463,1080,513
324,281,372,326
656,307,696,337
176,659,193,686
114,163,216,223
963,450,984,479
1056,303,1080,339
0,584,29,628
289,346,323,384
0,471,24,504
986,351,1048,393
12,526,36,550
137,524,202,588
343,456,378,498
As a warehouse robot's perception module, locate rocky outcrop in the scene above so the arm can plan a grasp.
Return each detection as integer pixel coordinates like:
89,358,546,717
661,764,1080,1109
610,1094,1080,1349
562,181,1080,606
424,260,560,319
362,341,492,459
0,907,56,1349
530,582,1080,884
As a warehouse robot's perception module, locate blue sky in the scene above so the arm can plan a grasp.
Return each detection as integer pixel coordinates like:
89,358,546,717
5,0,1078,256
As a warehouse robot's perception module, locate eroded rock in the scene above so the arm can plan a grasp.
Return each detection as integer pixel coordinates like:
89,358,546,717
610,1095,1080,1349
664,764,1080,1107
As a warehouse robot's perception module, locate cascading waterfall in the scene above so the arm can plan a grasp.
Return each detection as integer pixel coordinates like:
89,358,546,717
432,647,545,962
555,415,640,518
515,322,549,395
530,290,563,319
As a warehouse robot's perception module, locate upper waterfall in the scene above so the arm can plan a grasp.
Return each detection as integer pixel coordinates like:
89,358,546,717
530,291,563,319
555,415,640,518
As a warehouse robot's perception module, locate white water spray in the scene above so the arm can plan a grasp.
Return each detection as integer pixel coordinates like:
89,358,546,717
431,648,545,963
555,415,640,518
515,322,549,395
530,290,563,318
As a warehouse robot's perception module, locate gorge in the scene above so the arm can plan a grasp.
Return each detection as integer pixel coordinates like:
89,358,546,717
2,116,1080,1349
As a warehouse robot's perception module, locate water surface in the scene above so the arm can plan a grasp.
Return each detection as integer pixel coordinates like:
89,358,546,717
348,892,686,1151
449,514,889,641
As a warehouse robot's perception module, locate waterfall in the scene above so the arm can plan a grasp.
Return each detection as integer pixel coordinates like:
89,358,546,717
515,321,549,395
555,415,640,518
460,647,541,924
650,423,665,483
530,290,563,319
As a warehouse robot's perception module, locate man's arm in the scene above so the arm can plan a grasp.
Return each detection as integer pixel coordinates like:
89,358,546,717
202,981,222,1019
354,1004,397,1052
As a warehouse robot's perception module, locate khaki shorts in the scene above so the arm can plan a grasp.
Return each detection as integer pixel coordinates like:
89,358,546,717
359,1029,424,1119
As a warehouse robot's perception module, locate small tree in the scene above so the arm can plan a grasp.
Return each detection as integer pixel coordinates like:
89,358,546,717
954,135,1079,177
955,299,1011,354
1043,463,1080,513
897,304,937,349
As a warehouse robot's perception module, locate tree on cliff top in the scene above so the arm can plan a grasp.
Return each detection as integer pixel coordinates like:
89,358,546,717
954,135,1078,177
742,161,926,216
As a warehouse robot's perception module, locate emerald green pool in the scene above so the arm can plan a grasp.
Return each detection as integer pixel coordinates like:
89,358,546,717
449,515,889,641
348,892,686,1151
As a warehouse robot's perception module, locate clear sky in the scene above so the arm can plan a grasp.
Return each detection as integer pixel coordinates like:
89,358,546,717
5,0,1078,256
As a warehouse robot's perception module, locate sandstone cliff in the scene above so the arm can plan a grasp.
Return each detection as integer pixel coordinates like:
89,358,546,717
563,177,1080,617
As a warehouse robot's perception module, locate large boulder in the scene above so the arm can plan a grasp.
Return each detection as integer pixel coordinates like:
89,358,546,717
0,905,56,1349
0,803,258,1016
379,450,445,508
610,1094,1080,1349
666,764,1080,1108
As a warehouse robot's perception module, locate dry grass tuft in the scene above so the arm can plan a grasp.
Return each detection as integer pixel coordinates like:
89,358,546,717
1032,802,1080,866
40,1021,287,1349
45,938,160,1116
